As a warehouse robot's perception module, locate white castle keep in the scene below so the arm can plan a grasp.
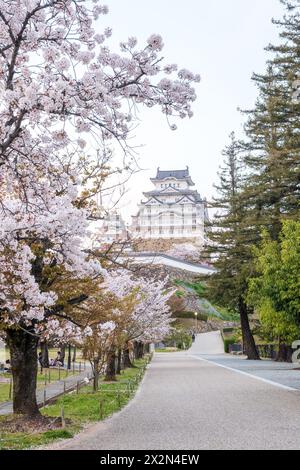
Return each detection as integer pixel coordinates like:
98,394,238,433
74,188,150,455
131,167,208,241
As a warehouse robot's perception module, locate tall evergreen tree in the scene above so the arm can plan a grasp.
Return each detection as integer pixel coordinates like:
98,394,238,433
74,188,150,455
241,0,300,242
204,133,260,360
225,1,300,360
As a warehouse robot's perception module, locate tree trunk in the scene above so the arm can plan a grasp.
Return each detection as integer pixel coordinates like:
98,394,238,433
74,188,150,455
6,327,40,416
93,359,100,391
59,344,65,366
136,342,144,359
239,298,260,360
116,349,122,375
40,341,49,368
133,341,139,360
105,347,117,381
72,346,76,363
123,343,134,368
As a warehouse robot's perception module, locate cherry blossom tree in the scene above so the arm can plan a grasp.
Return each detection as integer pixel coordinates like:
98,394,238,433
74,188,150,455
82,320,116,391
80,270,174,384
75,276,137,388
104,270,174,375
0,0,199,417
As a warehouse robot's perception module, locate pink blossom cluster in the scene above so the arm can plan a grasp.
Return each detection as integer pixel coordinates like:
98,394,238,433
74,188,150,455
103,269,175,343
0,177,104,327
0,1,198,341
0,0,199,167
38,319,83,344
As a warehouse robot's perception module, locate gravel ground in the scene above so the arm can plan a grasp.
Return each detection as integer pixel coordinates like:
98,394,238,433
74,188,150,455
47,347,300,450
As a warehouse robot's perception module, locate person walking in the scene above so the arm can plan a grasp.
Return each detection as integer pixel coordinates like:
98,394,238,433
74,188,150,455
38,352,43,374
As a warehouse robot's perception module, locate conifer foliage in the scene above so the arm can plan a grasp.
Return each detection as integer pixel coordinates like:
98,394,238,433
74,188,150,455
204,133,260,359
206,1,300,360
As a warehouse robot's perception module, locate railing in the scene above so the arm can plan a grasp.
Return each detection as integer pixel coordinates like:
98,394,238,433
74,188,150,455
0,361,89,404
97,356,151,419
39,371,94,409
256,344,277,360
228,343,242,354
0,354,153,418
227,343,293,362
58,354,153,424
228,343,277,357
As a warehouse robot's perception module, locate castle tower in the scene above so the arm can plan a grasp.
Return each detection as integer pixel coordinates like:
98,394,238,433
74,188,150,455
131,167,208,240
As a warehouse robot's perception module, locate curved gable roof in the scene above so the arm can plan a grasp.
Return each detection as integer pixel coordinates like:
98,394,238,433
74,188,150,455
151,167,195,186
157,169,189,179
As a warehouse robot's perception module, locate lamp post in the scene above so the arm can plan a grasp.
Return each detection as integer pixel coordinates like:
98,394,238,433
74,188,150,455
194,312,198,333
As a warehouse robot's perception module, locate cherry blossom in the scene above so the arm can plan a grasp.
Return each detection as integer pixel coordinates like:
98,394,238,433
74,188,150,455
103,269,175,344
0,1,199,414
0,0,199,416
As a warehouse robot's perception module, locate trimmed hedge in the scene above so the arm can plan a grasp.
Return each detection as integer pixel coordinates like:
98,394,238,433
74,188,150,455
223,337,237,353
222,327,234,334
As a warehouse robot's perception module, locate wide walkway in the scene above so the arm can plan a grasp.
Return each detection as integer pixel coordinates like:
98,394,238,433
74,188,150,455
49,339,300,450
189,330,224,355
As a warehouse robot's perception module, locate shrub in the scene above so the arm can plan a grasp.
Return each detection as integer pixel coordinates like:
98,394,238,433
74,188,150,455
165,328,193,350
223,327,234,334
223,336,237,353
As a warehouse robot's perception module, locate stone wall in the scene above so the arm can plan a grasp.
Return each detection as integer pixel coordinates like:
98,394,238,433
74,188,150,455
132,237,201,253
132,262,200,283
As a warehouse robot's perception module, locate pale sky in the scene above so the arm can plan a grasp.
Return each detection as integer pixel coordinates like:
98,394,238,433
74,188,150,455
98,0,285,223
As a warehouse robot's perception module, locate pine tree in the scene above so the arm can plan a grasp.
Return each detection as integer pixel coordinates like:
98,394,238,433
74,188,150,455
226,1,300,360
241,0,300,243
204,133,260,360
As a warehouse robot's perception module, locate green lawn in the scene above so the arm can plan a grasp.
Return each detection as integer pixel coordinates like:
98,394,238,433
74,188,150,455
0,379,11,403
0,357,150,450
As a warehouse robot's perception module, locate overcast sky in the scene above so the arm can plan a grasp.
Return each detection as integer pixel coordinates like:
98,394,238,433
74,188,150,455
98,0,285,223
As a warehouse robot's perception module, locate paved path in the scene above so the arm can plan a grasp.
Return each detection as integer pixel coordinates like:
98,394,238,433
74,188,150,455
190,331,300,390
190,330,224,355
48,344,300,450
192,354,300,391
0,368,92,416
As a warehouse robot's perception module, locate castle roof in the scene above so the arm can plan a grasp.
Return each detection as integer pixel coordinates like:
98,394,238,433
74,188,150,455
143,189,202,202
151,167,194,186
